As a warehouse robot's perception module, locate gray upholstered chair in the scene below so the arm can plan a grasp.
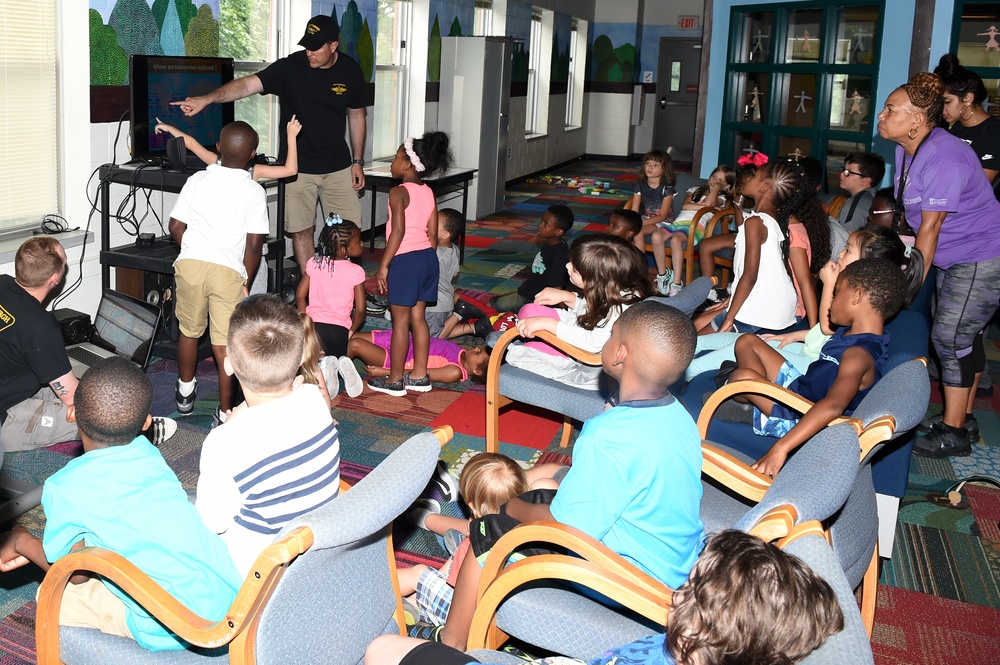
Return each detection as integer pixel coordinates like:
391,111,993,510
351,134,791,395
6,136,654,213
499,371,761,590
465,422,864,658
484,277,713,452
35,429,448,665
466,524,874,665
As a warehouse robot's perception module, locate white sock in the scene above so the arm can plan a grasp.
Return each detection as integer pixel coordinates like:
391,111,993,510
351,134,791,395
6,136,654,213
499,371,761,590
177,378,196,397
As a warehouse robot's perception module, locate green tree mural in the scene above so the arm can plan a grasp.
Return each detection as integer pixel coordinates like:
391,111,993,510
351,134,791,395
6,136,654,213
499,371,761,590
357,17,374,82
152,0,197,37
160,0,186,56
428,16,441,82
89,8,128,86
449,17,462,37
512,43,529,83
109,0,164,81
184,4,219,57
591,34,635,83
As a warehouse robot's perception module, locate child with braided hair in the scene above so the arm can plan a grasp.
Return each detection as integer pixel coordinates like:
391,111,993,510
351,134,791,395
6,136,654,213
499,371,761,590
295,215,367,363
694,160,809,336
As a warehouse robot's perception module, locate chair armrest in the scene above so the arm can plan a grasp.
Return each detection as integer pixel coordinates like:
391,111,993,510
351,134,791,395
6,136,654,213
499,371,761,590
701,442,772,502
35,527,313,663
696,378,858,439
701,207,735,238
746,504,798,542
827,196,847,219
858,415,896,461
468,521,672,651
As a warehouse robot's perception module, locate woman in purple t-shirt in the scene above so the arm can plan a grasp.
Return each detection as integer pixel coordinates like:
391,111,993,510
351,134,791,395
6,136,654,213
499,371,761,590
877,72,1000,458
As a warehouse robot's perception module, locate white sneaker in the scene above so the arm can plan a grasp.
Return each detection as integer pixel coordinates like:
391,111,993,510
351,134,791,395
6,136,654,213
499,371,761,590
706,288,722,303
667,282,684,297
654,269,673,295
338,356,365,398
146,417,177,447
318,356,339,399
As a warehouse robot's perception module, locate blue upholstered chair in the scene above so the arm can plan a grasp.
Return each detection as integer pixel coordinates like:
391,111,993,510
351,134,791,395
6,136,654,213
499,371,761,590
35,429,448,665
484,277,714,453
464,422,864,659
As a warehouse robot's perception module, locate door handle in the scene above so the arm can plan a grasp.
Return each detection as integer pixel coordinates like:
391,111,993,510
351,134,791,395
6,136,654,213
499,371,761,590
660,97,666,109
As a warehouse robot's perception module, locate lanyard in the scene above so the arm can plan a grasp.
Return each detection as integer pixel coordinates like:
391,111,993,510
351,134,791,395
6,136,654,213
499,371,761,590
894,132,932,233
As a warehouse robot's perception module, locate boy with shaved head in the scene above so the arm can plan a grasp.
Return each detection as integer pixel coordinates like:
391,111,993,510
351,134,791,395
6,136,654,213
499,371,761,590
169,120,270,424
422,300,705,651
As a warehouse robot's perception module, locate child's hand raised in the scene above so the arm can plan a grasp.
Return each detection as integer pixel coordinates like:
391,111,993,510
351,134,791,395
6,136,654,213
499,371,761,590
154,118,178,136
820,260,841,287
286,114,302,137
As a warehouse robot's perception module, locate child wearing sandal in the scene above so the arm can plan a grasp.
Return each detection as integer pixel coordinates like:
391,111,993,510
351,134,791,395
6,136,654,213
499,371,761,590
372,132,452,396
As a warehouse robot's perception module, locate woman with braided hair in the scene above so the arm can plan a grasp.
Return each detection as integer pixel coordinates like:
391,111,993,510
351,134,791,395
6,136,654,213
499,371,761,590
877,72,1000,457
694,160,808,335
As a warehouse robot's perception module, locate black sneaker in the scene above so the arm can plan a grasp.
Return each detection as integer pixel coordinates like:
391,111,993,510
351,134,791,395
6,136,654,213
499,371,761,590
407,622,443,641
175,378,197,415
429,460,460,502
144,417,177,447
365,293,388,315
368,376,406,397
916,413,980,441
912,423,973,458
403,372,432,393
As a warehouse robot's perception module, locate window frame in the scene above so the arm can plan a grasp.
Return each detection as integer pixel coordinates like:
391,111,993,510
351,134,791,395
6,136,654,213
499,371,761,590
526,10,543,134
474,0,493,37
374,0,411,160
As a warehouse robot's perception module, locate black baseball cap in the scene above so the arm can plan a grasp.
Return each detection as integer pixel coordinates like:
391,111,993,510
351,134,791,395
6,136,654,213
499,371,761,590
299,15,339,50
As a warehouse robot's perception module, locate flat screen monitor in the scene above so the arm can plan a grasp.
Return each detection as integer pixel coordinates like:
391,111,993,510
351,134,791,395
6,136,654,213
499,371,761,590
129,55,235,161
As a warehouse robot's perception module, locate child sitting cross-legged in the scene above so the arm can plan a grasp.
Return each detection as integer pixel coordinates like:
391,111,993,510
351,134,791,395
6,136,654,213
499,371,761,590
398,453,563,627
721,258,909,478
196,294,341,577
403,300,704,651
365,529,844,665
0,357,241,652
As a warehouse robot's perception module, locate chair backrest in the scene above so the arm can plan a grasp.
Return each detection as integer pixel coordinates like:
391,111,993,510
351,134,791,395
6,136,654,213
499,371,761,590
735,422,860,532
255,432,441,664
850,358,930,465
786,533,876,665
672,173,705,220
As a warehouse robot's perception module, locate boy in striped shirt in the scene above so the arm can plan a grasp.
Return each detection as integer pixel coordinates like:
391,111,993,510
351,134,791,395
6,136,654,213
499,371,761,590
195,294,341,576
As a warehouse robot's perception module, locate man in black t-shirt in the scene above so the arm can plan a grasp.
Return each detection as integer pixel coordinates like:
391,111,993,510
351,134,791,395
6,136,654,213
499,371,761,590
1,238,176,452
173,15,368,273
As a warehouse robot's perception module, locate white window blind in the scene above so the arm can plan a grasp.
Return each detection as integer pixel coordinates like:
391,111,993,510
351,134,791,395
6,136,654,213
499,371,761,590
0,0,58,230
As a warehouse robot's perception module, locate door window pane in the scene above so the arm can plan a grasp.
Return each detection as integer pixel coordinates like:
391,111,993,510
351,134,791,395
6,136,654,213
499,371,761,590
784,9,822,63
826,139,869,192
733,131,767,166
955,2,1000,69
733,73,770,123
830,74,872,132
736,11,775,63
835,6,878,65
780,74,817,127
778,136,813,164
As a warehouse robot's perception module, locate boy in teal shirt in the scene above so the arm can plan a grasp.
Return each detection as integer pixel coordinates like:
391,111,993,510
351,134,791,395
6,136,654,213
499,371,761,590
0,357,241,651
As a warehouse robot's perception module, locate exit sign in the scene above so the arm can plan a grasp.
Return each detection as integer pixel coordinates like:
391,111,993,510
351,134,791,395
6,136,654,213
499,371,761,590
678,16,699,30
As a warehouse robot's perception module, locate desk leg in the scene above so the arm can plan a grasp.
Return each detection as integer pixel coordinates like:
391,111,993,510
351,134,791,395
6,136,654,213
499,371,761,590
101,179,111,290
459,179,470,265
369,185,378,255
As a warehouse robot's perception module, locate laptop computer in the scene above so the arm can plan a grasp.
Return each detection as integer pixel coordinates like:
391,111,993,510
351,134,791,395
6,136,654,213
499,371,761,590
66,289,161,377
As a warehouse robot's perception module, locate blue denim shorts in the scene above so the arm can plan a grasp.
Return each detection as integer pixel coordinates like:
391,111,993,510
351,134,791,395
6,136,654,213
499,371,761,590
388,248,439,307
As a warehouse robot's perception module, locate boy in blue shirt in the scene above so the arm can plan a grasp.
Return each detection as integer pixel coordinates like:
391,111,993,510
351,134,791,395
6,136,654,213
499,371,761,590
725,258,907,478
423,300,705,651
0,357,241,651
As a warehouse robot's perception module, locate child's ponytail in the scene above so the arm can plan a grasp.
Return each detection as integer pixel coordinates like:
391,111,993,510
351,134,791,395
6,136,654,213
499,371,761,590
314,215,361,270
765,160,812,280
408,131,453,178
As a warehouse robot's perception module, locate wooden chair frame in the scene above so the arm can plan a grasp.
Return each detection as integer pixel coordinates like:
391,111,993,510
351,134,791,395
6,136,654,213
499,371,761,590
36,425,456,664
466,506,801,651
827,195,848,220
700,207,738,288
644,204,736,287
485,328,601,454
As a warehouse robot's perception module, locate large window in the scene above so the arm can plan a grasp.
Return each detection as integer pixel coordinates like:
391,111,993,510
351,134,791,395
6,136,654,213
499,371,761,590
526,11,543,133
219,0,279,158
1,0,57,231
566,20,585,128
375,0,410,160
720,2,881,193
474,0,493,37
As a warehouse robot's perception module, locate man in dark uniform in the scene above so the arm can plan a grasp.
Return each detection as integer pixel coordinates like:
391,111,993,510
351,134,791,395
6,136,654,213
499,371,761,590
173,15,368,273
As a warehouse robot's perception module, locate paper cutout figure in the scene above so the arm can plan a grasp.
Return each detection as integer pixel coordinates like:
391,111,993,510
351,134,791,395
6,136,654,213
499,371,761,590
788,147,804,161
801,30,813,53
849,90,863,115
743,145,760,157
979,26,1000,52
752,30,769,54
794,90,812,114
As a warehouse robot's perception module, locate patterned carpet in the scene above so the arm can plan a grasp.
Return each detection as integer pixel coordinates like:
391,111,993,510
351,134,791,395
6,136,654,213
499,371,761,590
1,159,998,661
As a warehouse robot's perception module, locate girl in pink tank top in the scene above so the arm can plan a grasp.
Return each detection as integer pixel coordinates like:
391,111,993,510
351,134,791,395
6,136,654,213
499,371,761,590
370,132,454,397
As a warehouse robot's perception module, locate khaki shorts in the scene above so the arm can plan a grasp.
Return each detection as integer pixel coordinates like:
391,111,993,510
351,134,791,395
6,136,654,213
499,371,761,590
174,259,245,346
57,577,133,639
2,386,78,452
285,168,363,234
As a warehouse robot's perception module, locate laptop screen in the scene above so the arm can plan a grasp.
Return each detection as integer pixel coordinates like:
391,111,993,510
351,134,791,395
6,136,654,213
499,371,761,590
92,290,160,367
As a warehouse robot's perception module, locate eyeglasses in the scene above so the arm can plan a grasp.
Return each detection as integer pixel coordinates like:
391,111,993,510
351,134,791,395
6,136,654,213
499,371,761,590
868,208,895,216
842,167,864,178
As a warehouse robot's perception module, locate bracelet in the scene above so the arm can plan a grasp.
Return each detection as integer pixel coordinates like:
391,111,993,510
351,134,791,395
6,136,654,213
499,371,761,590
352,158,365,167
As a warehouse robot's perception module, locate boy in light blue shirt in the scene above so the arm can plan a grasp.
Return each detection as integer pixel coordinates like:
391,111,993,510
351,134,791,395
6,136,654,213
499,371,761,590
0,357,241,651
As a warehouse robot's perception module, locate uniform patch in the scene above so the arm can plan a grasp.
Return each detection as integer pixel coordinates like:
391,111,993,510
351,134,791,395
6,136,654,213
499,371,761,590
332,83,347,94
0,304,14,332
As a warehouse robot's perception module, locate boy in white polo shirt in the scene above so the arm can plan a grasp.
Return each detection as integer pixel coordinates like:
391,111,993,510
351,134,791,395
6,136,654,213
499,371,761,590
169,121,270,424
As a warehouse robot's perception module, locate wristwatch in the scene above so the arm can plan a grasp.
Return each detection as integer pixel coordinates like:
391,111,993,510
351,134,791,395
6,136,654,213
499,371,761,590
352,158,365,167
